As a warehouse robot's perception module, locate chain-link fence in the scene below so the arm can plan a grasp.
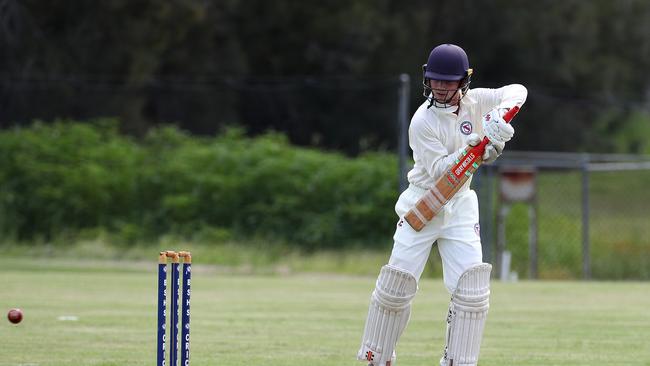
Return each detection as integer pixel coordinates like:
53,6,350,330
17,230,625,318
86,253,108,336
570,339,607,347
475,152,650,280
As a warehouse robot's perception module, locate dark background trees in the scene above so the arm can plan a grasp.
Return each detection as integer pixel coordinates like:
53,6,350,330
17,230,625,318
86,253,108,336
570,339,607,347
1,0,649,153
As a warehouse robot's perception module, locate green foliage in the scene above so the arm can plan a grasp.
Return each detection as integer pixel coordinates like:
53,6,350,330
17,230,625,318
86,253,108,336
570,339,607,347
0,121,398,249
613,111,650,154
5,1,650,152
0,119,143,239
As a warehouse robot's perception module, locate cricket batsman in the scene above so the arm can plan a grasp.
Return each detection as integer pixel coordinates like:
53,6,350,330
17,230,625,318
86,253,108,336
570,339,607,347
357,43,528,366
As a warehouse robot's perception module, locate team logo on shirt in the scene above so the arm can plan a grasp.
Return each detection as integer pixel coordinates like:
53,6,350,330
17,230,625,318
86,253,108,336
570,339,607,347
474,223,480,236
460,121,473,135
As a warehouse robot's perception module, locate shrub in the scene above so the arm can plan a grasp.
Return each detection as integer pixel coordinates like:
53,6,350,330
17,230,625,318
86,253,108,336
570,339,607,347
0,121,399,249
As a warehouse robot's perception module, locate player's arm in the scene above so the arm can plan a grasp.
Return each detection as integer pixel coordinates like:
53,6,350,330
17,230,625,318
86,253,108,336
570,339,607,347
474,85,528,163
409,119,475,181
474,84,528,118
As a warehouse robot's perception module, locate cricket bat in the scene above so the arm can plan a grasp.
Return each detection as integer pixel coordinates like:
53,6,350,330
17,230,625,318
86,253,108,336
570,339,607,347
404,106,521,231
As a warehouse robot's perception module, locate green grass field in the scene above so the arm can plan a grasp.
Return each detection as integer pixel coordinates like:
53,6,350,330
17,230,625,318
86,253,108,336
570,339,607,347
1,258,649,366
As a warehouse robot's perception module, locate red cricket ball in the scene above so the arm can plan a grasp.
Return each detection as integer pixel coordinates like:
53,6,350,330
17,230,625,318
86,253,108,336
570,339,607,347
7,308,23,324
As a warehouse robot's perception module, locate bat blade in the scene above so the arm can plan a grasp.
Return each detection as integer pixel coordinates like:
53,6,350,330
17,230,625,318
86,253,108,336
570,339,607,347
404,106,520,231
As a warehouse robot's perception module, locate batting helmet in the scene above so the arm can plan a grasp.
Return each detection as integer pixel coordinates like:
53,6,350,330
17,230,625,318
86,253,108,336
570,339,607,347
422,44,473,107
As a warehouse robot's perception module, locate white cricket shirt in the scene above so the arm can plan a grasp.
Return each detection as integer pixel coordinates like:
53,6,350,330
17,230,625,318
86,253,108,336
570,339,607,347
407,84,528,194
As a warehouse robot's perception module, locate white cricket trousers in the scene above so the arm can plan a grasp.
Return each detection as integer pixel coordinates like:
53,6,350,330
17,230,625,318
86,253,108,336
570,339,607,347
389,184,483,292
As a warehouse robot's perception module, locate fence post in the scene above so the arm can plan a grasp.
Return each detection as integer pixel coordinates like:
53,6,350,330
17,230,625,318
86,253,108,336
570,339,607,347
529,203,538,279
397,73,410,193
478,165,495,265
581,154,591,279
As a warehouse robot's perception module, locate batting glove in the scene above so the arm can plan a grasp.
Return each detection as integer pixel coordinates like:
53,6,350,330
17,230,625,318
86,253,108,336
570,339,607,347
466,133,481,147
482,142,503,164
483,108,514,145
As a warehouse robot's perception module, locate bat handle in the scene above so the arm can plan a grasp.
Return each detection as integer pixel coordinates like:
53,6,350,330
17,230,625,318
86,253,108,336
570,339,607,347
502,105,520,123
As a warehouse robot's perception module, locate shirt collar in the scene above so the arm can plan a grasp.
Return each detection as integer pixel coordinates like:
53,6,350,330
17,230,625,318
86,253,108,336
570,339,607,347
427,100,459,114
460,88,476,106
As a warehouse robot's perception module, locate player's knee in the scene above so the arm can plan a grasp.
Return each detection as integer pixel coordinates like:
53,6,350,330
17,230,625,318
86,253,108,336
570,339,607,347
443,262,485,294
387,255,428,282
443,277,457,294
443,271,464,294
373,264,418,308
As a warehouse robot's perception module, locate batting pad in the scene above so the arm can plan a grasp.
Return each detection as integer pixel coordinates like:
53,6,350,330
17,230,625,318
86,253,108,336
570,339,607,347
358,265,417,366
441,263,492,366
